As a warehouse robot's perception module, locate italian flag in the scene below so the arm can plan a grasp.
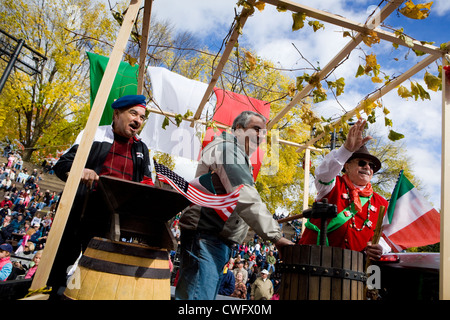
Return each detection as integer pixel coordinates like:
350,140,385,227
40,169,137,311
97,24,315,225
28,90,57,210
382,170,440,252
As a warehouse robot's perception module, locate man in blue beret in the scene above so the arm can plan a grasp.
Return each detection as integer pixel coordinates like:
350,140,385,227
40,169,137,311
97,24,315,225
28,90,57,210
48,94,154,298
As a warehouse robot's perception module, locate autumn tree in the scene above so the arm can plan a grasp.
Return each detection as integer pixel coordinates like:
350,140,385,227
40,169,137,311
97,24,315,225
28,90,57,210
0,0,117,162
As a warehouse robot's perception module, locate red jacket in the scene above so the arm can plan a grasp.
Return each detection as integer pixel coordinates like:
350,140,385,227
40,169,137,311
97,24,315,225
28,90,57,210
299,176,388,252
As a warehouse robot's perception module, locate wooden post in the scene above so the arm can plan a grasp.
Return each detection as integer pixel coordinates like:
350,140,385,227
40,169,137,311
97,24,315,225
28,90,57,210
29,0,143,292
441,53,450,300
137,0,153,95
302,148,311,233
190,0,255,127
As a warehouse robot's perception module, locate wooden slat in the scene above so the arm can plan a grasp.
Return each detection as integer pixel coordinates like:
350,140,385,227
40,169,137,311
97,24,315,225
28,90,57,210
137,0,153,94
297,245,310,300
342,248,351,300
319,245,332,300
262,0,441,55
308,245,321,299
190,0,255,127
30,0,143,292
290,245,301,299
296,53,441,152
351,250,359,300
280,245,293,299
441,54,450,300
358,251,364,300
331,247,343,300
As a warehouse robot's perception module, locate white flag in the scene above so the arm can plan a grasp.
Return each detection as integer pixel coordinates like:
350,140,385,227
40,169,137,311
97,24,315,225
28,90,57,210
140,67,216,160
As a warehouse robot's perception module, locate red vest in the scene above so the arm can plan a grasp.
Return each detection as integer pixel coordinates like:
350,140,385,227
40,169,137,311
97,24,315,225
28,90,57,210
299,176,388,252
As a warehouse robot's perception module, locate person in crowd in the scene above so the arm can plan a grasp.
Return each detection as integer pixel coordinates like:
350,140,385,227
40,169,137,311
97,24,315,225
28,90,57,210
266,250,276,273
14,241,35,261
175,111,293,300
230,271,247,299
7,153,15,168
0,204,11,219
1,176,12,191
0,196,13,209
24,250,43,279
0,215,13,244
299,119,389,260
2,145,11,158
232,259,248,285
48,94,154,298
218,262,235,297
250,269,273,300
239,241,248,259
0,243,13,281
10,214,25,233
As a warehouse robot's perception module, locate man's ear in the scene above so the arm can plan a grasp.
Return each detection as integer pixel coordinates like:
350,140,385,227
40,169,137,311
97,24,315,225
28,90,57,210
343,162,349,173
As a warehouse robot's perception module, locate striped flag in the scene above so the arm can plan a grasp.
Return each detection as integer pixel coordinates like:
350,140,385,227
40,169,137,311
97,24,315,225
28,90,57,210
153,159,242,221
382,170,440,252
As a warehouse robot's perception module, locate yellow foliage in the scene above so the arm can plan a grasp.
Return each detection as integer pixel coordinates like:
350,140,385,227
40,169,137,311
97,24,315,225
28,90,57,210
254,1,265,11
399,0,433,20
365,54,378,69
362,30,380,47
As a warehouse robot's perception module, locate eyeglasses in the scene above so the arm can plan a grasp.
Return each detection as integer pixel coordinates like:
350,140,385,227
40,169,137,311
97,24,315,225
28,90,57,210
357,160,375,170
247,126,267,136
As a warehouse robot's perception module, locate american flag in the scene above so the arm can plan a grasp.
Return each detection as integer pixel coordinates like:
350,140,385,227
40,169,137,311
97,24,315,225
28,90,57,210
153,159,243,221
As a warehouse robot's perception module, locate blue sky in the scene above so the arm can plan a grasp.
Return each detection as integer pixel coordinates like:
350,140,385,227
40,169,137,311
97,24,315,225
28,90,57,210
126,0,448,209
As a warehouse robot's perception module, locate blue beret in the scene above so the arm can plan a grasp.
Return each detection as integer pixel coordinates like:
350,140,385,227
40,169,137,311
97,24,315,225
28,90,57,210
111,95,146,110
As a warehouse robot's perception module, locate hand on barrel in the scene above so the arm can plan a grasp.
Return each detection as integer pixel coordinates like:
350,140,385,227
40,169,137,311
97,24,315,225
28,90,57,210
275,237,295,259
365,241,383,261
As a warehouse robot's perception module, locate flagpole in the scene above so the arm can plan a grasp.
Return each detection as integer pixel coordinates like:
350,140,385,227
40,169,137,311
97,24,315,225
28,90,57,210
440,53,450,300
385,170,403,225
365,205,385,299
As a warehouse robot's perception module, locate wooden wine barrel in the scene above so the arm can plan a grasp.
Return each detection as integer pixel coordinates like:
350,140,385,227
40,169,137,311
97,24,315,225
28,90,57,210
279,244,366,300
63,237,171,300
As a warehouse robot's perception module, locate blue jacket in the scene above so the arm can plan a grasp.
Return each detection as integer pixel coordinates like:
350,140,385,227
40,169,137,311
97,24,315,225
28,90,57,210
218,269,235,296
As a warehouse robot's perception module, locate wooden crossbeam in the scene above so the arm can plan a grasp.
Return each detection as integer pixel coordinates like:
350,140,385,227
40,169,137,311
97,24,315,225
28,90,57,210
296,52,441,152
266,0,404,129
262,0,442,56
190,0,255,127
147,107,320,151
29,0,144,292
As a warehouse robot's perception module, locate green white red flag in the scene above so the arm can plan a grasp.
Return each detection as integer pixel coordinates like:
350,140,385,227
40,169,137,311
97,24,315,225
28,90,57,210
382,170,440,252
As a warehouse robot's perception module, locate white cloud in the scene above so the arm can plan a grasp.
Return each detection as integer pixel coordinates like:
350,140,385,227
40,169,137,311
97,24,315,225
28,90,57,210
152,0,237,38
432,0,450,16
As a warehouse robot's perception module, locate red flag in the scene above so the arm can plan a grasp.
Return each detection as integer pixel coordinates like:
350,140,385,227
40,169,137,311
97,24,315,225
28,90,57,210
202,89,270,180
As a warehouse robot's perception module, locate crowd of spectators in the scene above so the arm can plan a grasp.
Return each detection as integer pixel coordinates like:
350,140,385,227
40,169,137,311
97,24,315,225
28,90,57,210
218,235,283,300
170,215,284,300
0,153,60,282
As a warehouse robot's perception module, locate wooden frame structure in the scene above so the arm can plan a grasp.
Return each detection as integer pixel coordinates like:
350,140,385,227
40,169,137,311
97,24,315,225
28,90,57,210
29,0,450,299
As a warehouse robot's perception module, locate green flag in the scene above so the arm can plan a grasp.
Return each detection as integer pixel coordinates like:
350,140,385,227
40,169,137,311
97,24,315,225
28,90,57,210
87,52,139,125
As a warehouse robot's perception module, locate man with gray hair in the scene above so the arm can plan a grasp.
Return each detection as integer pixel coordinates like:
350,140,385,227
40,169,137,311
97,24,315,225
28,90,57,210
175,110,293,300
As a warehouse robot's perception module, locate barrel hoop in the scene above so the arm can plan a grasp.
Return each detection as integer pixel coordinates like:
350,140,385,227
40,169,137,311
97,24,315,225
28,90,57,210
278,263,367,283
88,238,168,260
78,255,170,279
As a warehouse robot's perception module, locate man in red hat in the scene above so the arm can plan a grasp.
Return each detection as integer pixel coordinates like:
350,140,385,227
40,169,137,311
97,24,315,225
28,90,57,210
48,95,154,297
299,119,388,261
